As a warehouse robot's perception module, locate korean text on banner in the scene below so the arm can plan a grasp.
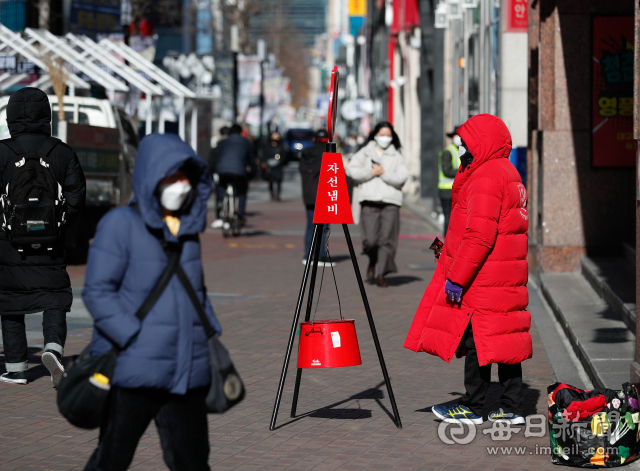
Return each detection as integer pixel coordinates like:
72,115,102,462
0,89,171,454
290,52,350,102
505,0,528,33
314,153,354,224
592,16,636,167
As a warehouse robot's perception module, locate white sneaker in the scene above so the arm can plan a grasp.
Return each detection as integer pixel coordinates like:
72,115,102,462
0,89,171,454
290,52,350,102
0,371,27,385
317,260,337,267
211,219,224,229
42,351,65,388
302,259,337,267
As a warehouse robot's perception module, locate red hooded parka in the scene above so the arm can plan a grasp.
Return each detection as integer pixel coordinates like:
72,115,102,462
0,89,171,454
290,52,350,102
404,114,531,365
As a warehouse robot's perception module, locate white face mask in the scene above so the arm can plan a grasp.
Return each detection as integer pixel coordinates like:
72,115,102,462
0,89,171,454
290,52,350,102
452,135,462,146
374,136,393,149
458,145,467,157
158,181,192,211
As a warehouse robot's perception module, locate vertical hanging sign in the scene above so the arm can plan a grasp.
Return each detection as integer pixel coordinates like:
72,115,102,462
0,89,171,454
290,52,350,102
505,0,528,33
313,153,353,224
592,16,636,167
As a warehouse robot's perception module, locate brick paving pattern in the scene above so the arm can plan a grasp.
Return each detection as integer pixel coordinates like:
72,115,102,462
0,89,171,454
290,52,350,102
0,182,566,470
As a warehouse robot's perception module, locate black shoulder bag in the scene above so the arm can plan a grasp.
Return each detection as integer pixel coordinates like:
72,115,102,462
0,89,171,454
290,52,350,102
175,265,245,413
56,243,182,430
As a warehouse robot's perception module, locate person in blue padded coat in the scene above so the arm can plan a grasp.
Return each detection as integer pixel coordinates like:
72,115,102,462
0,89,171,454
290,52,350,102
82,133,221,471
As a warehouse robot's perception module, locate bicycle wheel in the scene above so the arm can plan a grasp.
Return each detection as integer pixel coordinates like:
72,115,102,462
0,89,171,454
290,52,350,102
221,193,231,238
231,192,241,237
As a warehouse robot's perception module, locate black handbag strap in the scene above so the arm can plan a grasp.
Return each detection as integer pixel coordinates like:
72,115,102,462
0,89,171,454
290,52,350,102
2,137,59,159
1,138,26,156
130,203,183,323
134,246,181,322
131,203,216,339
176,266,217,339
36,137,60,161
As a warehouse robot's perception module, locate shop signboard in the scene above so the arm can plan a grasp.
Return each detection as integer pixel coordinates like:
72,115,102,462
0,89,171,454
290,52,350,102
70,0,120,38
592,16,635,167
505,0,528,33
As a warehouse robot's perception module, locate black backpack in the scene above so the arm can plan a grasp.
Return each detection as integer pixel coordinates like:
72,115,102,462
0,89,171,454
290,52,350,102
0,137,66,250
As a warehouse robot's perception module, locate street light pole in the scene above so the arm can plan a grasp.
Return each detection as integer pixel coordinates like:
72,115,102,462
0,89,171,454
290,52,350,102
233,51,239,121
231,24,240,122
258,39,266,138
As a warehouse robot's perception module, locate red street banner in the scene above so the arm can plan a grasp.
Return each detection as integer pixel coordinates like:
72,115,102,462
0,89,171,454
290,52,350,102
592,16,635,167
505,0,528,33
313,153,353,224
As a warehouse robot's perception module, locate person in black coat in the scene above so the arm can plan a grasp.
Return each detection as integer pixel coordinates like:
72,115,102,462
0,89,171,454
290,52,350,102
299,129,334,267
0,88,86,386
261,131,287,201
211,124,254,224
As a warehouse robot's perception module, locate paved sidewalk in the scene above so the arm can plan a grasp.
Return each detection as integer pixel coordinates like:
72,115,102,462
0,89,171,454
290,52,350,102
0,175,566,470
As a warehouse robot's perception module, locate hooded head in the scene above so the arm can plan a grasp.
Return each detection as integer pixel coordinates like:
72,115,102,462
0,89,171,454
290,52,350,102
456,114,512,172
132,133,212,240
7,87,52,137
452,114,512,206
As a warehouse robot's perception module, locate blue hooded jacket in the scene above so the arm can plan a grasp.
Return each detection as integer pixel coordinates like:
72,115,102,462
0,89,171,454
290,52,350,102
83,133,221,394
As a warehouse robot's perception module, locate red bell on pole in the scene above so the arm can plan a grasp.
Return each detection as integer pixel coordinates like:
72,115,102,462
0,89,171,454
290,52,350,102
297,319,362,368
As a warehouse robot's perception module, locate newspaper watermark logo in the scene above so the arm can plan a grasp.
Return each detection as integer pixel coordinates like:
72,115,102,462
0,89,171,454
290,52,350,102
438,408,628,459
437,410,546,446
437,420,476,445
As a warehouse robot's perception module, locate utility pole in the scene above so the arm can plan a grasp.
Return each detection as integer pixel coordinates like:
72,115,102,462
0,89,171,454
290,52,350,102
258,39,266,138
231,24,240,122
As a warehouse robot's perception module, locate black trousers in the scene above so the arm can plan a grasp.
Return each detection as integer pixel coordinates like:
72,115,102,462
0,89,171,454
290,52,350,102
1,309,66,372
458,325,523,416
269,180,281,199
441,197,452,237
84,386,210,471
216,174,248,218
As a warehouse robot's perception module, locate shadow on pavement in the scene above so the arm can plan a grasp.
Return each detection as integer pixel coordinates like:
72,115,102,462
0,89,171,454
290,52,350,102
382,276,423,287
309,409,372,419
272,381,397,430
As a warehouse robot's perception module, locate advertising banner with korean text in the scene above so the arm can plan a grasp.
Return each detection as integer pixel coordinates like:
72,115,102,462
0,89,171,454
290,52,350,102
314,153,353,224
504,0,527,33
592,16,635,167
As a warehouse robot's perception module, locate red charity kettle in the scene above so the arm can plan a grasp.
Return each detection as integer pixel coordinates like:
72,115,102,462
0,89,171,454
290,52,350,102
297,319,362,368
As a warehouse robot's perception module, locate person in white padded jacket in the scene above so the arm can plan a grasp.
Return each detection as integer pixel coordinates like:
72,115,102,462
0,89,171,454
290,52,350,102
346,121,409,287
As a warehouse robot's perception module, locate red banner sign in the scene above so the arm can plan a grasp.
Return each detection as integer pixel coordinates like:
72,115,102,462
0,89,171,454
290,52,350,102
505,0,528,33
592,16,635,167
313,153,353,224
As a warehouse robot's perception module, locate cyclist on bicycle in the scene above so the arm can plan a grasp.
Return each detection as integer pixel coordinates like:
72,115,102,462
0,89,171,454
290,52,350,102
210,124,254,227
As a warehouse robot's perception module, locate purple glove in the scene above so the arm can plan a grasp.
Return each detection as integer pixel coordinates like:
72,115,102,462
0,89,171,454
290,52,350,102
445,280,463,302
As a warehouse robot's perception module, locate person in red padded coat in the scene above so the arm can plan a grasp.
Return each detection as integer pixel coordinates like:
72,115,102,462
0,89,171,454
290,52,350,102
404,114,531,425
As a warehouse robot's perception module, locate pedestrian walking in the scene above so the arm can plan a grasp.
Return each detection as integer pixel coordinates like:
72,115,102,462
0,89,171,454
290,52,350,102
82,133,220,470
404,114,531,425
439,126,461,236
210,123,254,227
0,88,86,387
299,129,335,267
346,121,409,287
209,126,230,229
261,131,287,201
